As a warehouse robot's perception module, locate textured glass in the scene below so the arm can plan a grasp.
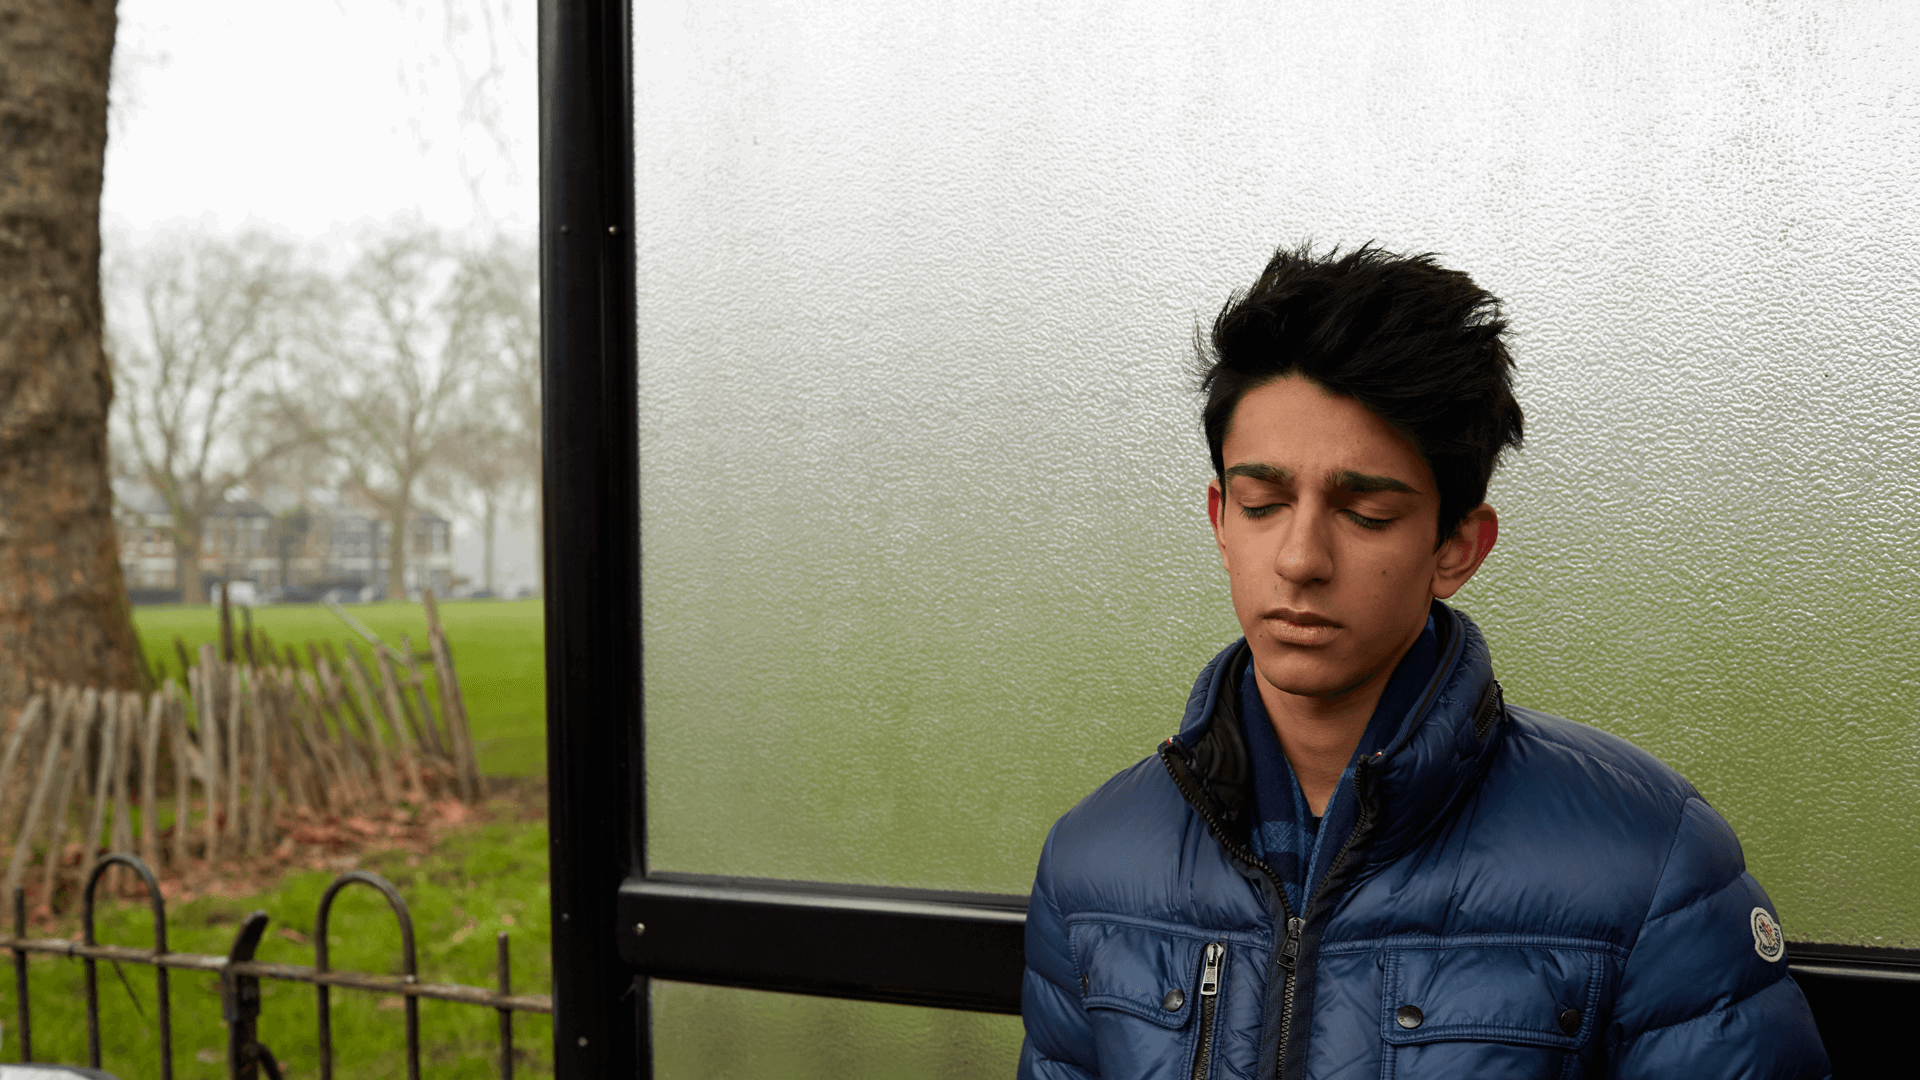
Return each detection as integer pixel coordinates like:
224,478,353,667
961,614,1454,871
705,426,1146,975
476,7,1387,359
638,1,1919,946
653,982,1022,1079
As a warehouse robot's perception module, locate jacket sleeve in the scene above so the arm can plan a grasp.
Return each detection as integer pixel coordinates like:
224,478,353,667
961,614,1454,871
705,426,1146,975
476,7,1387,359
1019,820,1098,1080
1606,796,1831,1079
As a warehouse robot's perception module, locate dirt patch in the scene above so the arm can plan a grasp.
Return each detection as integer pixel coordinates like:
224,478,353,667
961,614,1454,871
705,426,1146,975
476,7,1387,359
21,776,546,927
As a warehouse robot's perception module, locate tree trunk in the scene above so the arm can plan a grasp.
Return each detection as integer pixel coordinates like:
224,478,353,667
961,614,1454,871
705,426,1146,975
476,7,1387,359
0,0,147,715
386,497,409,601
175,520,205,603
482,490,496,594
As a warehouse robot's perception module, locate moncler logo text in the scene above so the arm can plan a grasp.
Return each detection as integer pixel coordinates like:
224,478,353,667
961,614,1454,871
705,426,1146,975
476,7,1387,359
1750,907,1784,962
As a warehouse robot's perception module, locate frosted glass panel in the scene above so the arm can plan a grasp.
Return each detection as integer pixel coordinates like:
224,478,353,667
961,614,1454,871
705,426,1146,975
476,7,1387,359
637,1,1920,945
653,982,1022,1080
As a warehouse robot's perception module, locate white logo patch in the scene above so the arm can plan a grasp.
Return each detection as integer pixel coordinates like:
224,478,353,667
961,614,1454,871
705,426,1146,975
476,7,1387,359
1750,907,1784,962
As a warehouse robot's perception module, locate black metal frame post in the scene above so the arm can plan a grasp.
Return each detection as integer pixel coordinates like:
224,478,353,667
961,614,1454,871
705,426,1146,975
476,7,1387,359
539,0,642,1076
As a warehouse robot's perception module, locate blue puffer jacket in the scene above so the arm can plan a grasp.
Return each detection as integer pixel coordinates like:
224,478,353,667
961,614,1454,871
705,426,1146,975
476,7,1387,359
1020,603,1830,1079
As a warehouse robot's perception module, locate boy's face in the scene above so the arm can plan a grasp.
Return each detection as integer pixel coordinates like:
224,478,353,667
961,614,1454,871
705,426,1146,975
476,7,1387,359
1207,376,1495,704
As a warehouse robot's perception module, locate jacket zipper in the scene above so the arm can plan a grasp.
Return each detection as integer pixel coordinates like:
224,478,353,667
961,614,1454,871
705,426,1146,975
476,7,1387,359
1190,941,1225,1080
1158,746,1296,1073
1275,915,1304,1069
1160,743,1380,1080
1160,635,1462,1076
1276,759,1379,1077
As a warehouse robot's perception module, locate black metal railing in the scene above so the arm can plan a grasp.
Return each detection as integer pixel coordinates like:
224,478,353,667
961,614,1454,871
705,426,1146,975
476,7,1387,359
0,852,552,1079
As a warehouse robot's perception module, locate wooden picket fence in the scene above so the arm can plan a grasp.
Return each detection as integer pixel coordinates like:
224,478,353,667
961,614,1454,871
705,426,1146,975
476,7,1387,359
0,593,485,911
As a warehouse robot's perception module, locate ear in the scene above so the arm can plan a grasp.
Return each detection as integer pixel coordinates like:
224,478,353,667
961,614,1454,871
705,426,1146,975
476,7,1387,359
1207,479,1230,567
1431,503,1498,600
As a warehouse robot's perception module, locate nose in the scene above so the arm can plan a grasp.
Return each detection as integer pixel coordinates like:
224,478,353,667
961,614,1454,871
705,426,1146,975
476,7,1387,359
1271,506,1333,585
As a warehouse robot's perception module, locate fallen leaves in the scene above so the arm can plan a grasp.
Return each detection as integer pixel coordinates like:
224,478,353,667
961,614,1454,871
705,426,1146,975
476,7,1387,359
7,781,546,931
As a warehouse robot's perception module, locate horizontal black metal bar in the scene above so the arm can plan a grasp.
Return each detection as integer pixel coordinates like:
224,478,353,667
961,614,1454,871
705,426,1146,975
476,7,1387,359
1792,960,1920,986
618,873,1027,1014
0,935,553,1014
1788,942,1920,1077
1786,941,1920,977
620,873,1920,1033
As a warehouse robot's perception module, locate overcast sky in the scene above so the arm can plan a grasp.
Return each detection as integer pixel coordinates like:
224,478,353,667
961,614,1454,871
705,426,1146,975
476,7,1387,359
104,0,544,595
104,0,537,238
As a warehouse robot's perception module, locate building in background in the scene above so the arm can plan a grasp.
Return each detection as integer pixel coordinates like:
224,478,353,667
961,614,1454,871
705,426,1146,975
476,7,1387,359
114,481,178,599
113,480,454,603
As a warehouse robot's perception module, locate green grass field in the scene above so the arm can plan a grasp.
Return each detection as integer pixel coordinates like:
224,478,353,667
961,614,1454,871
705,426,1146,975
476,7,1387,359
0,602,563,1076
130,600,547,778
4,811,554,1078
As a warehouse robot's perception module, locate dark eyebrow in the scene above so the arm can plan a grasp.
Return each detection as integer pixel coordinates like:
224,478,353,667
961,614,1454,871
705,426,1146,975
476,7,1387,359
1328,469,1417,495
1223,463,1293,485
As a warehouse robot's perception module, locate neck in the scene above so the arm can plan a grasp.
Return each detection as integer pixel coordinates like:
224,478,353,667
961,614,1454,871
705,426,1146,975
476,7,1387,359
1255,629,1421,816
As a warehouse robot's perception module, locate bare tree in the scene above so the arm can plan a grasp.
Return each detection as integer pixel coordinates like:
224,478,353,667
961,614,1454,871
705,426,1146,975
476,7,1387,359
0,0,148,710
436,424,517,594
107,227,312,602
439,230,538,594
390,0,535,222
292,221,480,600
454,231,537,460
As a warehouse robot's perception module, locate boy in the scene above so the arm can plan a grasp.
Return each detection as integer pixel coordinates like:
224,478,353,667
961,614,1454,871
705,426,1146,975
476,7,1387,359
1018,245,1830,1079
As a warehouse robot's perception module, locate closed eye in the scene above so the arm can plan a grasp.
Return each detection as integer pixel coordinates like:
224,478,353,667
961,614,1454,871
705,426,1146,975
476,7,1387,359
1344,510,1392,530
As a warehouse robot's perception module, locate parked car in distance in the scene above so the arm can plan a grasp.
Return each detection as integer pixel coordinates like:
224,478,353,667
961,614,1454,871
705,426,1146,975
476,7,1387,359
210,580,259,607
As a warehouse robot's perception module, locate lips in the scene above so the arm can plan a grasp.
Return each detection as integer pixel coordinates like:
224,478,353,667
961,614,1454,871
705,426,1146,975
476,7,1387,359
1264,607,1341,645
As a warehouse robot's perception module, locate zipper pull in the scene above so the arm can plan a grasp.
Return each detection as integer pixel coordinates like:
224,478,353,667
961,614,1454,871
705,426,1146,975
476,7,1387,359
1199,942,1224,996
1277,917,1304,971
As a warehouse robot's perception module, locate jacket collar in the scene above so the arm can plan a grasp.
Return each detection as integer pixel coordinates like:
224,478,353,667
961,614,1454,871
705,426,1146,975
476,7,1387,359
1166,601,1508,867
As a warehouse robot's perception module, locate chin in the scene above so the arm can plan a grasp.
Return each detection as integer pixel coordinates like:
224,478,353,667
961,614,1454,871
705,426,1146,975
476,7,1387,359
1248,650,1367,701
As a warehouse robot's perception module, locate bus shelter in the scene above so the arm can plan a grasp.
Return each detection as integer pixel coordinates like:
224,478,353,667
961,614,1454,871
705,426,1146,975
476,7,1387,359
540,1,1920,1074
